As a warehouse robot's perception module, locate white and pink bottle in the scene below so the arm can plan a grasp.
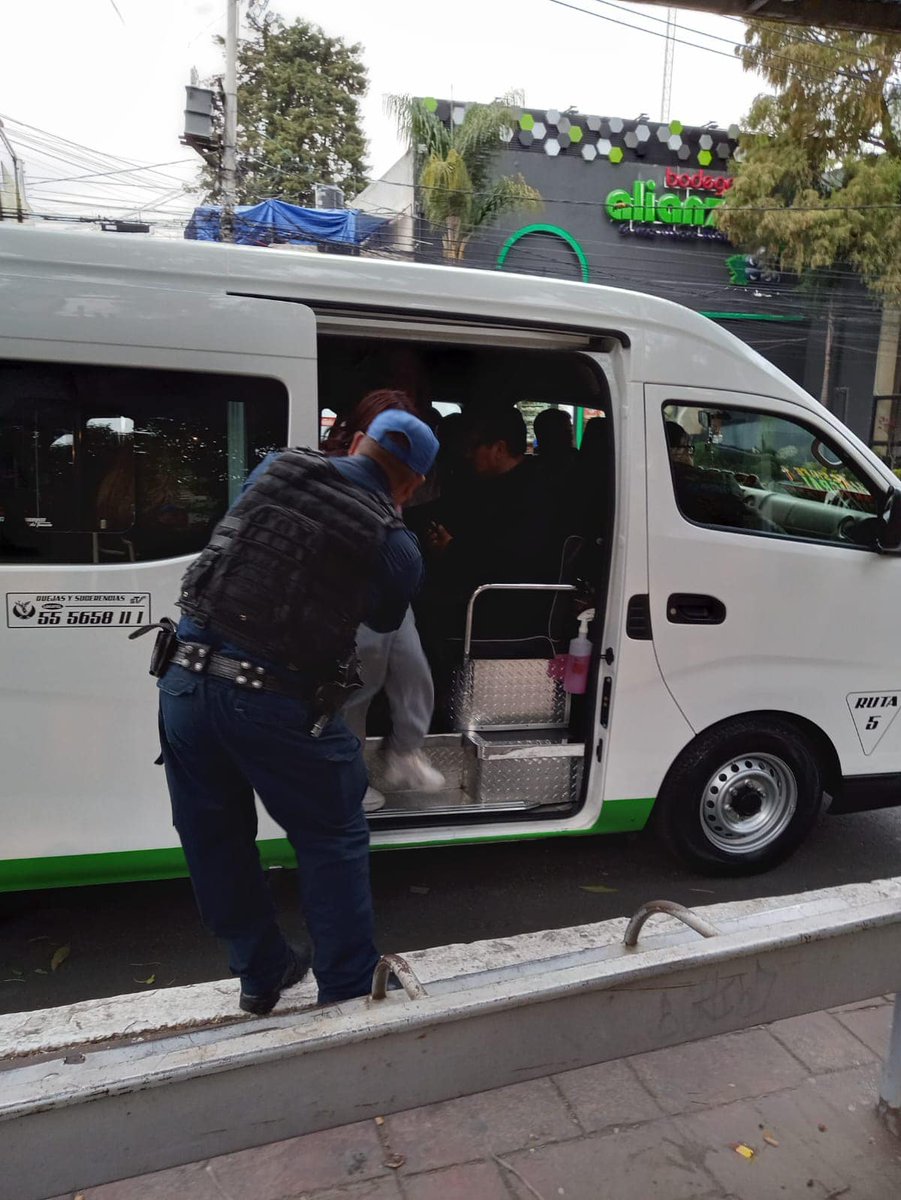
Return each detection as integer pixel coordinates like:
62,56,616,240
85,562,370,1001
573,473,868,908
563,608,595,695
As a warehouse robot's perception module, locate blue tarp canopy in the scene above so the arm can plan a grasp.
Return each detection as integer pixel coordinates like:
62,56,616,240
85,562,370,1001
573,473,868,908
184,199,389,247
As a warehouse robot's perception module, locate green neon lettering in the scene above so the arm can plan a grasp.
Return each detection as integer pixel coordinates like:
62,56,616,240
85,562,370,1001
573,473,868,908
656,194,682,225
682,196,706,227
604,182,729,231
643,179,656,222
605,188,633,221
633,180,644,220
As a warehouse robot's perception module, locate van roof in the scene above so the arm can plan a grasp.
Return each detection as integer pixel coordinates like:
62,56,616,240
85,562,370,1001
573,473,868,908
0,225,809,403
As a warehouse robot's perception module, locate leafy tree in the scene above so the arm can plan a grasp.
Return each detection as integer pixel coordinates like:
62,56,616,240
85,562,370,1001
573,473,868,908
718,22,901,297
200,11,368,207
387,94,542,261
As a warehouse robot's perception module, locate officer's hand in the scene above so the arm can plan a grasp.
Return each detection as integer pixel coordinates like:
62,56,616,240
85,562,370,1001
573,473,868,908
427,522,453,552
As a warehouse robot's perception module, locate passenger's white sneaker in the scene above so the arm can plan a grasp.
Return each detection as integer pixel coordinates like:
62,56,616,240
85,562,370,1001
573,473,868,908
382,749,446,793
362,786,386,813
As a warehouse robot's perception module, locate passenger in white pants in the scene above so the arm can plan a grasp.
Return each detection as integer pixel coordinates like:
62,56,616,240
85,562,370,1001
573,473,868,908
345,606,445,811
326,388,446,812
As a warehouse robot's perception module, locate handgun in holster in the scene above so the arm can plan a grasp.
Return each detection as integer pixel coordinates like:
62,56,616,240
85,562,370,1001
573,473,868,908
309,655,363,738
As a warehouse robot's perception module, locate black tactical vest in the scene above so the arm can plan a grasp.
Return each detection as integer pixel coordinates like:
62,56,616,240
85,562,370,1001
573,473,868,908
177,449,402,676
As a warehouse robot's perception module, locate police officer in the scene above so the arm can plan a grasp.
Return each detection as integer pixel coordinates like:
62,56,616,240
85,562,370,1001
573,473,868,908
155,411,439,1014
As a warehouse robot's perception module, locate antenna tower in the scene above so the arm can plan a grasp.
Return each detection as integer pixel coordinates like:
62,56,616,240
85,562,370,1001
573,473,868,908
660,7,677,122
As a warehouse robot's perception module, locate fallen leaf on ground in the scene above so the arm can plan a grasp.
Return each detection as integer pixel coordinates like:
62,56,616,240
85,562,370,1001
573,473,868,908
50,945,70,971
818,1123,828,1133
763,1133,780,1148
409,886,430,895
579,884,618,894
27,936,51,944
374,1116,385,1126
34,968,48,975
134,974,156,986
10,967,24,976
383,1153,405,1169
2,978,26,984
731,1143,755,1159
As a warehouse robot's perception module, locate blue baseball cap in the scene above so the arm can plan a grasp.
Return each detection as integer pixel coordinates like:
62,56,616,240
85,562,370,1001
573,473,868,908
367,410,439,476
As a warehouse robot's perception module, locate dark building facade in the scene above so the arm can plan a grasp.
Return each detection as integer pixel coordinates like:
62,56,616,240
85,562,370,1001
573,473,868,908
411,101,883,447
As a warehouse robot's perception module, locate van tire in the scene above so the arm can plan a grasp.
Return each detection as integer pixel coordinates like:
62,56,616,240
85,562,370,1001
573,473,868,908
654,717,823,876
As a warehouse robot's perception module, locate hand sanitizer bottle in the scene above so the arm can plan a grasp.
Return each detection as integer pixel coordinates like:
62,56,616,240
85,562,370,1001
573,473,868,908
563,608,595,695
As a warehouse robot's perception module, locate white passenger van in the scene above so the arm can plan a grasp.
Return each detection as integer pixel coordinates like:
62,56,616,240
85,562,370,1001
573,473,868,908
2,225,900,891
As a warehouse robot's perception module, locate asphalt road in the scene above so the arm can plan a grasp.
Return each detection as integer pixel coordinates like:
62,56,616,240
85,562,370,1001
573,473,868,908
2,806,901,1015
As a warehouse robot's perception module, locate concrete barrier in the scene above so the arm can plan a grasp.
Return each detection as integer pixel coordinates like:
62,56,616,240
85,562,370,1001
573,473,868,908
1,878,900,1200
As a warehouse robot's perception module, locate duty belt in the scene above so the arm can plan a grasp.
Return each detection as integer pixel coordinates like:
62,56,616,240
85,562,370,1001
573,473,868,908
170,640,313,699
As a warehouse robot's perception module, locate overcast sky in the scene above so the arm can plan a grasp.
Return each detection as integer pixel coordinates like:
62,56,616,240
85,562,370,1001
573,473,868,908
0,0,768,226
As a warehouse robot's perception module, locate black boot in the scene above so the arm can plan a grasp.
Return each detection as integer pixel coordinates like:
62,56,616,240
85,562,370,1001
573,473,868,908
239,946,312,1016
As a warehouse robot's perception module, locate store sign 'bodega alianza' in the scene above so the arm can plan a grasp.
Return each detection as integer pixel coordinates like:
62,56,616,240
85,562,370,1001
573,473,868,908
606,168,735,232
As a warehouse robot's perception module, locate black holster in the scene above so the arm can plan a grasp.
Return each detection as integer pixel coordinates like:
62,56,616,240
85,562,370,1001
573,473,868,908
129,617,178,677
309,655,363,737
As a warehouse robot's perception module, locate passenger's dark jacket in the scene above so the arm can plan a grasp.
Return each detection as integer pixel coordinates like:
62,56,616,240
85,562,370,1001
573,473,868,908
424,457,561,645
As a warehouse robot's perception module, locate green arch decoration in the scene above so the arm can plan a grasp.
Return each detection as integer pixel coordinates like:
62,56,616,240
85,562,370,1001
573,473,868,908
496,224,591,284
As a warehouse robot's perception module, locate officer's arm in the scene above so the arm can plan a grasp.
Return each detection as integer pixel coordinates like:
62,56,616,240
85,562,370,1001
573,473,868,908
238,451,279,498
363,527,423,633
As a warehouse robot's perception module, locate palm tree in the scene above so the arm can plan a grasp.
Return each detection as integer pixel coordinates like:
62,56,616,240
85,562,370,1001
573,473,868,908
387,93,542,262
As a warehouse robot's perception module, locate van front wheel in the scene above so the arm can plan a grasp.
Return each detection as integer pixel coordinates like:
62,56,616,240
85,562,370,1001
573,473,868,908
655,718,823,875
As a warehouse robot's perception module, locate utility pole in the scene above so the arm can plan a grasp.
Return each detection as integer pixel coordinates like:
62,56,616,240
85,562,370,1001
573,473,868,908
0,120,25,223
660,7,677,124
221,0,239,242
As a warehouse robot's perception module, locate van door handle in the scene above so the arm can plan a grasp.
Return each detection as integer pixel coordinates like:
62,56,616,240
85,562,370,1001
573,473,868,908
666,594,726,625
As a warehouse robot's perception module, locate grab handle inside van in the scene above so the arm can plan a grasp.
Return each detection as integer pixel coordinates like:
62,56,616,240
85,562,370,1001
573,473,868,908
463,584,577,658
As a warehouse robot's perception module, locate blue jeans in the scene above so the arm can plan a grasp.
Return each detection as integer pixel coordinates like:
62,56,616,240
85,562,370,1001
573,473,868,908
157,664,378,1004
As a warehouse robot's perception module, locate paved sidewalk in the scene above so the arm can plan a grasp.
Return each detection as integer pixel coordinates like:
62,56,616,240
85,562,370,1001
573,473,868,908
48,995,901,1200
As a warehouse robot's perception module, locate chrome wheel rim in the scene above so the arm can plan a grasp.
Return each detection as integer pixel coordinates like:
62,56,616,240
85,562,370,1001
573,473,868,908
699,752,797,854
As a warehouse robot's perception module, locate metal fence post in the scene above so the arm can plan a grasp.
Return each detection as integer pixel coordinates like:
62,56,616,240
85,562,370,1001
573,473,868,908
878,993,901,1138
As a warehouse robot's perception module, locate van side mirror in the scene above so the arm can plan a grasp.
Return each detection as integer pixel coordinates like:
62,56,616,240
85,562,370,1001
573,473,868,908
811,438,843,470
878,488,901,551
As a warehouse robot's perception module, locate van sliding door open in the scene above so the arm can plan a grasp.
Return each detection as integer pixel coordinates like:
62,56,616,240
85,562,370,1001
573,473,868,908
315,327,617,830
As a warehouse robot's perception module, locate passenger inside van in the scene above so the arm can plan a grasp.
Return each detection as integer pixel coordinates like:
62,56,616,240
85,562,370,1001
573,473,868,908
577,415,610,548
323,388,445,808
665,419,757,530
533,407,580,541
534,406,577,464
422,405,561,643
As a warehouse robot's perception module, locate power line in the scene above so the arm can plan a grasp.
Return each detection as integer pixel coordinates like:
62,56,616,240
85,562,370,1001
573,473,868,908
549,0,741,61
27,159,195,186
547,0,867,84
0,114,191,186
594,1,901,69
715,4,901,63
361,174,901,216
10,136,191,198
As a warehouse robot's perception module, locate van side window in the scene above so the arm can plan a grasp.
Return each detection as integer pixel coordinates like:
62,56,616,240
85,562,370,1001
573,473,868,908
662,404,881,547
0,361,287,564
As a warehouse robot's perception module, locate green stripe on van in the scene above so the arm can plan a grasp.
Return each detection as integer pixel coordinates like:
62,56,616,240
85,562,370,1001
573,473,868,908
0,798,655,892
